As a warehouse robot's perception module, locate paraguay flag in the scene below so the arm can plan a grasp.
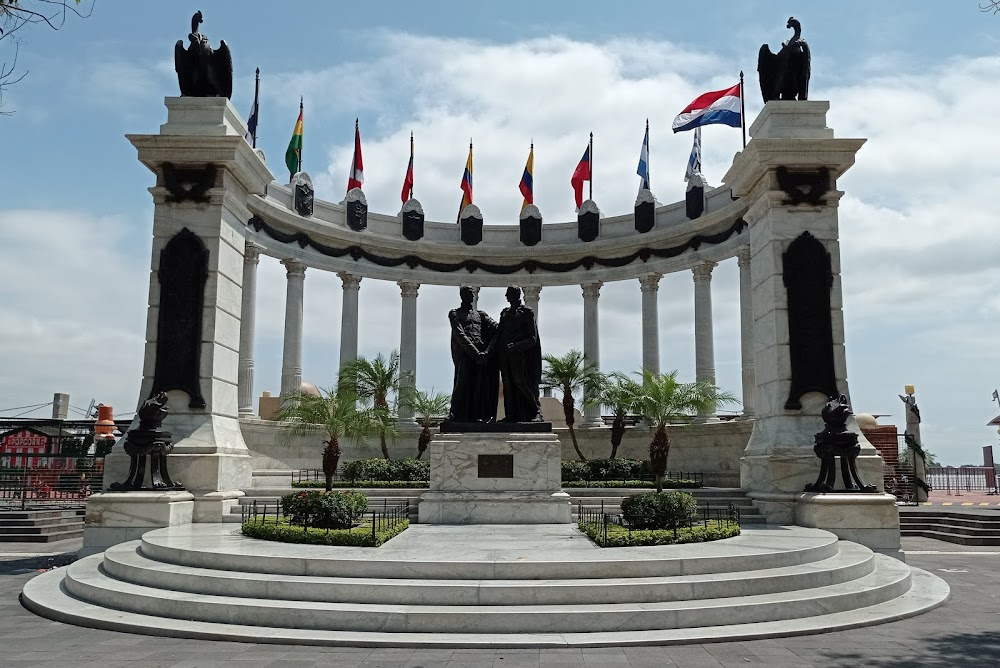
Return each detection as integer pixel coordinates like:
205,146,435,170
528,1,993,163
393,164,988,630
519,144,534,211
347,119,364,193
672,83,741,133
457,142,473,222
636,122,650,190
571,144,591,209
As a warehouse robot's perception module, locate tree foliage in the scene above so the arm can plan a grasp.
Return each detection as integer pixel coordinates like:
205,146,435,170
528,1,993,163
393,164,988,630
399,388,449,459
339,351,406,459
541,349,603,462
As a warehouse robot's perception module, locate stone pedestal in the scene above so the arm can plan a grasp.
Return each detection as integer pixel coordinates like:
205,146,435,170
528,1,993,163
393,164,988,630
418,432,571,524
794,493,903,559
82,490,194,556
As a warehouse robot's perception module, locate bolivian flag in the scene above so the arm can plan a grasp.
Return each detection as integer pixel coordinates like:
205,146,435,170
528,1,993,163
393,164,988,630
285,98,303,180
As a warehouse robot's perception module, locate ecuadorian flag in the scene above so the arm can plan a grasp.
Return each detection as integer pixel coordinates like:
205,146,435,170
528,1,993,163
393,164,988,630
672,83,741,133
519,145,534,211
457,143,473,222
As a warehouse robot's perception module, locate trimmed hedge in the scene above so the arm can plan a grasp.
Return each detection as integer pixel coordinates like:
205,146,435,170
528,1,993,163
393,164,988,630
620,491,699,530
341,458,430,482
280,491,368,529
562,479,700,489
562,458,649,481
292,480,430,489
242,517,409,546
579,520,740,547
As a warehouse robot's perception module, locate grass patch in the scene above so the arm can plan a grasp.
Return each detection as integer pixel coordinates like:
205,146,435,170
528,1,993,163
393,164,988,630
578,520,740,547
562,479,701,489
241,517,409,546
291,480,430,489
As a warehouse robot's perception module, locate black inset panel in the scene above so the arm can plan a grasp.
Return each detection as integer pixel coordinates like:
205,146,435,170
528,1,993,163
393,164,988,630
478,454,514,478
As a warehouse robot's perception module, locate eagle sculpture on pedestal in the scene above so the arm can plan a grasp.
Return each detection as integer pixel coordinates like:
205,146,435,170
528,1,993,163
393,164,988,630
757,17,811,103
174,11,232,99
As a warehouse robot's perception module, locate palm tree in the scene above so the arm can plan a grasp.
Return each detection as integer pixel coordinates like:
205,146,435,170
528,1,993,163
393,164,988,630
272,388,381,491
400,388,451,459
339,351,405,459
624,370,738,492
541,349,603,462
588,372,643,459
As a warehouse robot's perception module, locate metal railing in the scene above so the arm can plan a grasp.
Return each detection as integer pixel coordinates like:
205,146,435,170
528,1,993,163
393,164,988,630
926,466,999,495
241,497,410,545
577,500,741,546
0,456,104,509
563,471,704,486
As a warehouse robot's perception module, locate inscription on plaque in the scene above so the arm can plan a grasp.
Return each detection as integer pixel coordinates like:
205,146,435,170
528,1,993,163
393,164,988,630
478,454,514,478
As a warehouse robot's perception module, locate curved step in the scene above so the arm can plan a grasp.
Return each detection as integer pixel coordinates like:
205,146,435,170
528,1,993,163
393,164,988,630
61,554,913,634
100,541,876,607
137,524,841,580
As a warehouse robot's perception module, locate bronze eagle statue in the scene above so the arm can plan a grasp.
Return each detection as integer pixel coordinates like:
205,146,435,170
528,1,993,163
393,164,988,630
757,16,811,103
174,11,233,99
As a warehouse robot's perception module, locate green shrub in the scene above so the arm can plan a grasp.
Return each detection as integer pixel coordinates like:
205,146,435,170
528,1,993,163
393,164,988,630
292,480,430,489
620,491,699,530
242,517,408,546
561,461,590,481
562,479,700,489
578,520,740,547
341,458,430,482
280,490,368,529
561,458,651,481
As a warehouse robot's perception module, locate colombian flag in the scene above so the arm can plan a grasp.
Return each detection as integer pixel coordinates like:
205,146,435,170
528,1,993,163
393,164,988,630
457,142,473,222
519,144,534,211
284,99,303,179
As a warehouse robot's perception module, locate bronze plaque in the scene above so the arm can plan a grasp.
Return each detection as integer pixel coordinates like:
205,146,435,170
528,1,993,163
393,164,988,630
478,454,514,478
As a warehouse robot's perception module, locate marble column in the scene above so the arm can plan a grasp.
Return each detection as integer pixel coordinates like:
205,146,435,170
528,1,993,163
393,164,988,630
470,286,481,311
237,242,263,416
692,262,717,420
737,247,756,418
397,281,419,422
522,285,542,327
581,281,603,426
279,259,307,398
639,273,662,375
338,272,361,371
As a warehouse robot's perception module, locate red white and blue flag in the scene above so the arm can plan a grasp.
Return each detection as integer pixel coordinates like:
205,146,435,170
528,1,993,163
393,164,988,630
672,83,741,133
347,119,364,193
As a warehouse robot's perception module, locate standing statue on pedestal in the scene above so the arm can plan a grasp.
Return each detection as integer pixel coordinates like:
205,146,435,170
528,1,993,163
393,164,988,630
490,286,544,423
899,389,930,502
446,286,499,423
757,16,811,102
174,11,233,99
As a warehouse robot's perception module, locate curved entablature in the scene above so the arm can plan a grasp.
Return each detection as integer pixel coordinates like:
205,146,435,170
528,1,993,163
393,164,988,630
246,182,749,287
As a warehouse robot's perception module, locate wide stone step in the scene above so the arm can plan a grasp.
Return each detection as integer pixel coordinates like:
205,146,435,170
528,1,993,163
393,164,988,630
900,529,1000,546
100,541,875,607
0,519,82,535
62,554,911,634
899,522,1000,537
0,528,83,543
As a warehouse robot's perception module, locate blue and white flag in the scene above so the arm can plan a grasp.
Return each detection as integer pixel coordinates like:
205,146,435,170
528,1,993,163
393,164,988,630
684,127,703,186
245,68,260,147
636,122,650,191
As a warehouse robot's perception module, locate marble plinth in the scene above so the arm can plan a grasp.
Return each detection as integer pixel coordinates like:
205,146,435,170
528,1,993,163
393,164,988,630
82,490,194,556
419,432,571,524
794,492,902,558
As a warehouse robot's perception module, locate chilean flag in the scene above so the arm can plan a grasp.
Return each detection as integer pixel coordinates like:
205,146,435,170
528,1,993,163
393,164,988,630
672,83,741,133
347,120,364,192
570,144,591,209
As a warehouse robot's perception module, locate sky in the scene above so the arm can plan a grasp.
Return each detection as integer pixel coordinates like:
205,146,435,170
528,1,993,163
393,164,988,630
1,1,998,466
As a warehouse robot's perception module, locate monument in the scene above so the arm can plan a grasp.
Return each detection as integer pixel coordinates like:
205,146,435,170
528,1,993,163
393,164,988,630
419,286,569,524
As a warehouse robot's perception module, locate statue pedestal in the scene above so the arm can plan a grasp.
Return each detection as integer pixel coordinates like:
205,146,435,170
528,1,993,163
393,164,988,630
81,490,194,556
794,492,902,559
418,432,571,524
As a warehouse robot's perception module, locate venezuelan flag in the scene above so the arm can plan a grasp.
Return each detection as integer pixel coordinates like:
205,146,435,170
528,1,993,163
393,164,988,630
519,144,534,211
457,142,473,222
284,98,303,179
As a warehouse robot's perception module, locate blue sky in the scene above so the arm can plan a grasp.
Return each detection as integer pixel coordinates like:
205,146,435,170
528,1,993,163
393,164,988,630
1,2,999,466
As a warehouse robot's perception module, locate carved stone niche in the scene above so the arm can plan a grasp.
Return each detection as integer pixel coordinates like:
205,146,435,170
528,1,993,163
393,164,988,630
460,204,483,246
152,228,208,408
776,167,831,206
345,187,368,232
519,204,542,246
401,198,424,241
161,163,218,204
577,199,600,242
634,189,655,233
783,231,838,410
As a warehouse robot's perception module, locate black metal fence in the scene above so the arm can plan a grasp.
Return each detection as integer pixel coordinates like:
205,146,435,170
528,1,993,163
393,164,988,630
0,455,104,510
577,500,741,546
927,466,999,494
241,497,410,544
565,471,704,486
292,469,346,485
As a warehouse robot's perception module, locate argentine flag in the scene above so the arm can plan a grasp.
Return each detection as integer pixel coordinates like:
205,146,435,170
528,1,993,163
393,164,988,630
636,123,650,191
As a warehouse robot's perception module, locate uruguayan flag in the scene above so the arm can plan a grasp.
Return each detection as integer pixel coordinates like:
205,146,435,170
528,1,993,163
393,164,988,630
636,124,650,191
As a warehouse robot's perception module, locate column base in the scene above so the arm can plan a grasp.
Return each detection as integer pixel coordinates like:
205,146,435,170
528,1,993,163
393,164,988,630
418,491,572,524
794,492,903,560
82,490,194,556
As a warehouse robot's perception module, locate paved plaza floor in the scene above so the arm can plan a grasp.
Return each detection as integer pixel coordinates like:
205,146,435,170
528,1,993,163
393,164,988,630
2,533,998,668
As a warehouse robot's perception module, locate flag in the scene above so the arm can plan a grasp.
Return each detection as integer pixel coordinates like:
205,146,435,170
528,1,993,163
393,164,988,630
570,142,591,209
347,119,364,193
457,142,473,222
284,98,303,179
994,389,999,403
519,144,534,211
636,121,650,191
401,133,414,203
684,127,702,184
245,67,260,147
672,83,741,133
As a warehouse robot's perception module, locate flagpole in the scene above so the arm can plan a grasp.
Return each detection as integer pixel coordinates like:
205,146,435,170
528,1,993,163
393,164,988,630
297,96,303,174
739,71,747,149
409,132,414,200
645,118,650,188
252,68,260,148
588,132,593,201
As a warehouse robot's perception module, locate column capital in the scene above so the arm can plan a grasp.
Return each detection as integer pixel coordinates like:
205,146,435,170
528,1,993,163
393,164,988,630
338,271,361,291
281,258,306,279
521,285,542,301
398,281,420,299
244,241,264,265
737,246,751,267
638,273,662,293
581,281,603,300
692,261,717,282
